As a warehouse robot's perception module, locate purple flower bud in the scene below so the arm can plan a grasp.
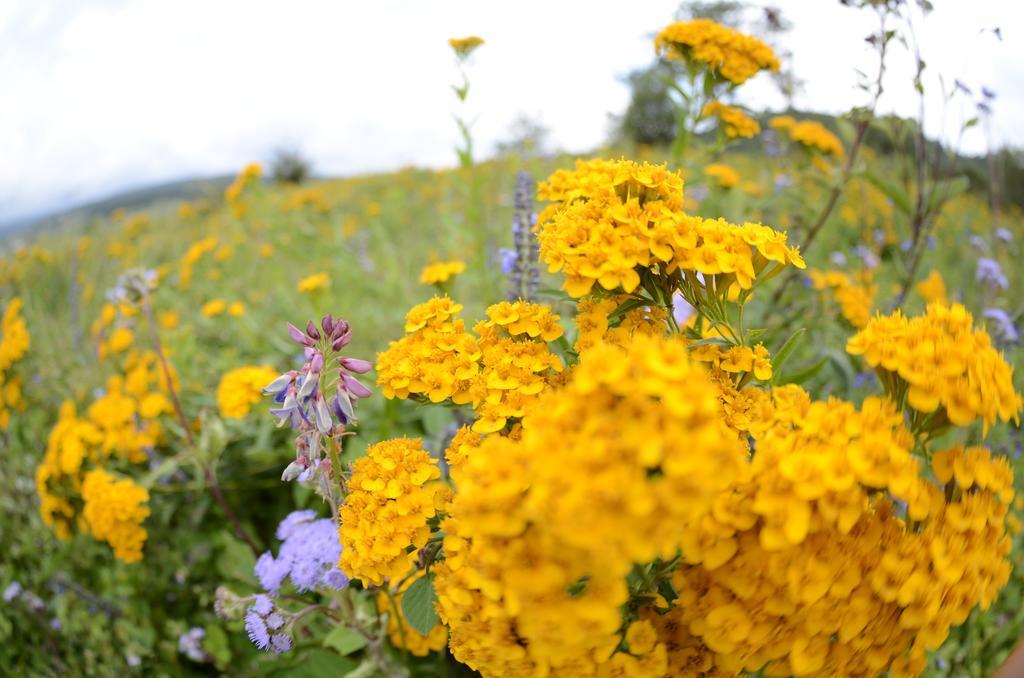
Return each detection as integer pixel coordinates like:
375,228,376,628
339,357,372,374
342,373,372,399
287,323,315,347
309,352,324,374
305,320,321,341
332,320,352,347
314,395,333,434
263,372,293,395
334,388,355,422
321,314,334,336
281,458,308,482
330,395,349,424
298,373,318,399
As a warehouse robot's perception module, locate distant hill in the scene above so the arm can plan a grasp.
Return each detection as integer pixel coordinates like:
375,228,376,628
0,175,235,239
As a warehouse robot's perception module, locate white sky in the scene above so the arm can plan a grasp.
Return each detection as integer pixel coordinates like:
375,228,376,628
1,0,1021,224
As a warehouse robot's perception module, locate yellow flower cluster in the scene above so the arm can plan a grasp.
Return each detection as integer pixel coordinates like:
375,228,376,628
179,236,218,288
225,162,262,218
847,303,1022,432
420,259,466,285
669,397,1014,676
281,187,329,213
536,159,804,297
809,269,876,329
448,35,484,59
0,297,29,370
771,116,845,158
36,350,173,544
702,101,761,138
217,365,279,419
692,342,773,381
704,163,741,189
338,438,442,586
573,295,668,353
915,269,948,305
0,297,29,429
468,301,564,433
377,299,564,433
376,297,480,404
376,571,450,656
434,335,744,675
81,468,151,563
297,271,330,293
655,19,780,85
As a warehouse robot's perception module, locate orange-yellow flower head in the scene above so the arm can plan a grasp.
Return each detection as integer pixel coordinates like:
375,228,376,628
847,303,1022,432
655,19,780,85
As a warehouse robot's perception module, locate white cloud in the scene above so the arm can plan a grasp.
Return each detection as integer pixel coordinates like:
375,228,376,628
1,0,1021,223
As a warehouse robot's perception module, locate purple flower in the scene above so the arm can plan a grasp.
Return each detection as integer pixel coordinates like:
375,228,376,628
995,227,1013,243
983,308,1020,345
178,627,207,662
245,609,270,650
976,258,1008,289
275,509,317,540
254,510,348,593
498,248,518,274
853,245,879,269
270,634,293,654
253,594,274,617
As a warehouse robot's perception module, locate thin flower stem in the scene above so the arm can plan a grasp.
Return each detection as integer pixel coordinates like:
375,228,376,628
141,293,261,557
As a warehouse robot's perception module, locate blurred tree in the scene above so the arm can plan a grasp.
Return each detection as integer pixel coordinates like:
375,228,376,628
495,114,551,159
270,147,313,184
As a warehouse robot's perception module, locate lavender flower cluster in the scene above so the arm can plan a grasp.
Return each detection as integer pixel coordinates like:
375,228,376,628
263,314,371,481
255,510,348,593
500,171,541,301
245,594,292,654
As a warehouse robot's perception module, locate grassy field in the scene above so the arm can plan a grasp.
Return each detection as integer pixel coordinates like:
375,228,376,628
2,18,1024,678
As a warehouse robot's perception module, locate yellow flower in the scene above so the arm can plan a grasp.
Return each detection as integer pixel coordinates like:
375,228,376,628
0,297,31,371
655,19,779,85
376,297,480,404
158,311,179,329
81,468,150,563
297,272,330,293
809,269,876,329
780,119,845,158
435,335,742,675
228,301,246,317
217,365,278,419
420,260,466,285
338,438,442,586
702,101,761,138
536,159,803,298
201,299,226,317
847,303,1022,432
704,163,740,189
915,269,947,305
448,35,484,59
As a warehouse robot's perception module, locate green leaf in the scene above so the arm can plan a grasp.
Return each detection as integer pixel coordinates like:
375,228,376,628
273,650,358,677
202,623,231,669
324,627,368,656
927,175,970,215
777,357,827,386
687,336,733,349
863,170,912,216
215,534,256,584
770,328,805,385
401,572,440,636
420,406,452,439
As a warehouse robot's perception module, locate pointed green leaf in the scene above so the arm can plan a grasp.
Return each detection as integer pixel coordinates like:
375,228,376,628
324,627,368,656
770,328,805,385
400,572,439,636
